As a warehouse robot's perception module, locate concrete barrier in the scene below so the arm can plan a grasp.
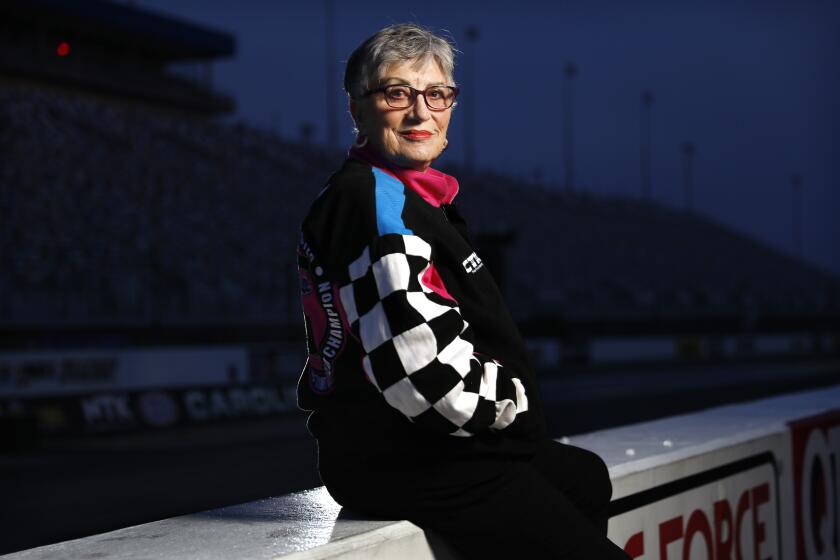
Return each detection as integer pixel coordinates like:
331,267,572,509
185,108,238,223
588,384,840,559
6,384,839,559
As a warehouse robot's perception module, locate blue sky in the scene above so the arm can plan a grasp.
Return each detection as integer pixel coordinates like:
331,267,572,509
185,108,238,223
139,0,838,276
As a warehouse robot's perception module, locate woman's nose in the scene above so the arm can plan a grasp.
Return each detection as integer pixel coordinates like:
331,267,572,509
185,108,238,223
408,93,432,120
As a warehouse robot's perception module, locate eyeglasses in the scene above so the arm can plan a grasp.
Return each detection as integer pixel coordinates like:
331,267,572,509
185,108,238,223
363,84,459,111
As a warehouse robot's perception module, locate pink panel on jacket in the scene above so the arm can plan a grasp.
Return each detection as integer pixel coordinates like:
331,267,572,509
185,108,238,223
421,262,458,303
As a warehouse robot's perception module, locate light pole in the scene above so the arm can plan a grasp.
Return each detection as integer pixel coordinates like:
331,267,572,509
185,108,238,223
791,173,803,258
563,62,577,190
682,142,696,212
464,26,479,173
640,91,654,199
325,0,338,150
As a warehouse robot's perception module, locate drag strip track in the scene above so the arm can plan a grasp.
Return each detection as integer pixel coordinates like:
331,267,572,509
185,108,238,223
2,359,839,555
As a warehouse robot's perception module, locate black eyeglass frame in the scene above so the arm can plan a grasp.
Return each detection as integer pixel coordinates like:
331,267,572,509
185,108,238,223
362,84,460,111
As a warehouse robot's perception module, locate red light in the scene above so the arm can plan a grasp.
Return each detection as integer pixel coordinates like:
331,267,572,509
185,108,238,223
56,42,70,57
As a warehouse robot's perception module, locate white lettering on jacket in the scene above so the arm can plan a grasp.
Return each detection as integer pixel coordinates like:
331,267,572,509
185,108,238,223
462,252,484,274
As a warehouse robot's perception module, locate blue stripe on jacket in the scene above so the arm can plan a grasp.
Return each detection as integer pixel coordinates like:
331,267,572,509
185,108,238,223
372,167,414,236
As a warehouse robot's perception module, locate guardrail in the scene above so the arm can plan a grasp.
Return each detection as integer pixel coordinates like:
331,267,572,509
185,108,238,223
6,384,839,559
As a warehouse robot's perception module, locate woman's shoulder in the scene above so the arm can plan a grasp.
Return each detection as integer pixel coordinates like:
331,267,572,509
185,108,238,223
302,158,378,239
315,158,377,207
300,159,381,272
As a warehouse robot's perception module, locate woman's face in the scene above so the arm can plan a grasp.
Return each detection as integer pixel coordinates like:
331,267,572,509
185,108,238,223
351,58,453,171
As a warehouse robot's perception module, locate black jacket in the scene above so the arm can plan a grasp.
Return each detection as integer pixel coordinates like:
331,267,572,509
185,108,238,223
297,157,546,466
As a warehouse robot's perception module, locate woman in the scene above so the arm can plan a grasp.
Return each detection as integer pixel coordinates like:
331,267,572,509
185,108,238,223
296,23,630,559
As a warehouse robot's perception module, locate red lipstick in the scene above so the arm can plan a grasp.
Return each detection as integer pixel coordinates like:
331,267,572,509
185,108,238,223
400,130,433,140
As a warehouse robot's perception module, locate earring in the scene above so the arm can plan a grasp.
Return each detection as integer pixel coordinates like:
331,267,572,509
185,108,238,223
353,133,368,148
442,138,449,151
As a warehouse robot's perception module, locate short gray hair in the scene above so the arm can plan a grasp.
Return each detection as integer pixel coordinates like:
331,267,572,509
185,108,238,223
344,23,457,99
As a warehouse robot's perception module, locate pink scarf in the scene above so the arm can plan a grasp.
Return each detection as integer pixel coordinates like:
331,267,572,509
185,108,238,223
348,141,459,207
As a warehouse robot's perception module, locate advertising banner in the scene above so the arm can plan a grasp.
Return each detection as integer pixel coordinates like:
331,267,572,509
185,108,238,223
788,410,840,560
610,453,780,560
0,347,249,398
2,384,297,435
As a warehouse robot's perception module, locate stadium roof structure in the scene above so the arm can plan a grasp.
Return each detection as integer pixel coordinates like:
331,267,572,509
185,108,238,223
1,0,235,61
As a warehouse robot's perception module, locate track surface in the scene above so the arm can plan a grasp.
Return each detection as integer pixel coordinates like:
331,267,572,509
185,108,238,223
3,358,839,555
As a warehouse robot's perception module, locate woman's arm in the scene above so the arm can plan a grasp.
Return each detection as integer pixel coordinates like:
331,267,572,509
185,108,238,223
339,232,529,437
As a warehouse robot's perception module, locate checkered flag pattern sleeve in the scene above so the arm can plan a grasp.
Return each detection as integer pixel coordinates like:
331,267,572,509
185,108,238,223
338,233,529,437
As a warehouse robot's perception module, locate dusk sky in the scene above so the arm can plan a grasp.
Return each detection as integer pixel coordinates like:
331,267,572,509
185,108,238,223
138,0,838,276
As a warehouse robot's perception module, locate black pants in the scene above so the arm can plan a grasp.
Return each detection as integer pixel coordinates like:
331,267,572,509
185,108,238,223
319,438,631,559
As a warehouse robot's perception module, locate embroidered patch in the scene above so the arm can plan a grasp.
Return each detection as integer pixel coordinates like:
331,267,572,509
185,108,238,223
462,251,484,274
298,236,349,394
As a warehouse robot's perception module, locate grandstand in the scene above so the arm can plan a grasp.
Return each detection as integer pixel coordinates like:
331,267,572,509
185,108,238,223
2,76,839,338
453,171,840,328
0,79,327,329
